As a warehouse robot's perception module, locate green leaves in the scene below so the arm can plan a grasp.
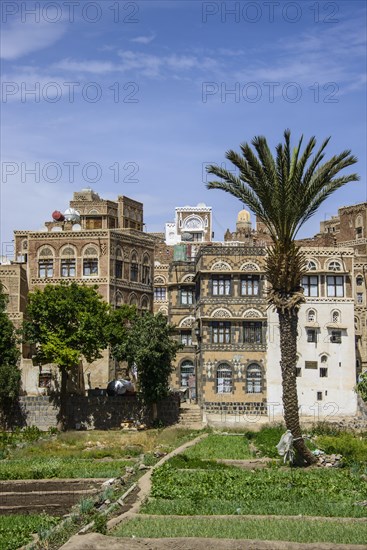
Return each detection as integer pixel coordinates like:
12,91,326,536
0,282,21,412
23,282,110,370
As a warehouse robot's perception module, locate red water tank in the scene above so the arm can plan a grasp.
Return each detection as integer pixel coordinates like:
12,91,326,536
52,211,65,222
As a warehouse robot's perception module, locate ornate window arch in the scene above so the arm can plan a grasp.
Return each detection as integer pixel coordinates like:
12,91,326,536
179,316,195,328
216,363,233,394
327,260,342,272
240,262,260,272
60,245,76,257
210,261,232,271
211,307,231,318
88,209,100,214
154,275,167,285
181,274,195,283
246,363,262,393
158,305,168,315
60,245,76,278
129,293,138,306
242,308,263,319
115,291,123,308
83,245,99,257
306,259,318,271
38,246,55,258
183,215,204,231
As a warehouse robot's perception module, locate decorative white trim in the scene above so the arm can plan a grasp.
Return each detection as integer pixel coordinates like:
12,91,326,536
181,274,195,283
210,261,232,271
242,308,263,318
211,307,231,318
240,262,260,271
179,316,195,327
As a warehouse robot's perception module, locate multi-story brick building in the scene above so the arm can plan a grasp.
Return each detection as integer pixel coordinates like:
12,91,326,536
1,189,155,395
1,192,365,422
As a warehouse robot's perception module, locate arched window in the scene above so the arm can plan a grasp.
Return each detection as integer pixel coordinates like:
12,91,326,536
307,309,316,322
355,215,363,239
216,364,232,394
38,246,54,278
356,275,364,286
181,360,194,387
129,294,138,306
60,246,76,277
307,260,317,271
321,354,328,363
328,260,342,272
142,254,151,285
83,246,98,277
130,253,139,282
332,310,340,324
115,247,123,279
246,364,262,394
141,296,149,313
115,292,123,309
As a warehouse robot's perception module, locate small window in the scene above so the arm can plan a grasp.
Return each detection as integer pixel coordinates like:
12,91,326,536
356,226,363,238
246,364,262,394
130,254,139,282
331,330,342,343
217,365,232,393
142,255,151,285
307,329,316,343
307,260,317,271
181,331,192,346
357,293,363,304
180,289,194,305
332,310,340,323
243,321,263,344
154,287,166,300
61,259,76,277
296,367,302,377
320,368,328,378
307,309,316,322
305,361,318,369
212,321,231,344
327,276,344,297
241,275,260,296
302,276,319,297
83,259,98,277
212,276,231,296
38,259,53,278
115,260,123,279
320,355,328,363
356,276,363,286
317,391,323,401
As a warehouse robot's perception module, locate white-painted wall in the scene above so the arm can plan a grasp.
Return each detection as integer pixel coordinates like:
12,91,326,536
267,301,357,420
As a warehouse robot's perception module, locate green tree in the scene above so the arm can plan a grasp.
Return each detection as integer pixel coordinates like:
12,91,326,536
23,282,110,428
107,304,137,366
207,130,359,465
0,283,21,422
356,372,367,402
123,312,182,419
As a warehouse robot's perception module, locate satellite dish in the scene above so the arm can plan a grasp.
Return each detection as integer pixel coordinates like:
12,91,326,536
181,232,193,241
51,226,62,232
38,226,48,232
72,224,82,232
64,208,80,222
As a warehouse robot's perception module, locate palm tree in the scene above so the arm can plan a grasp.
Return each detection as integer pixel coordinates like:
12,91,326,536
206,130,359,465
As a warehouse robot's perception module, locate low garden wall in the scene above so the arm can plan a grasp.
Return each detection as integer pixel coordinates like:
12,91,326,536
15,394,180,431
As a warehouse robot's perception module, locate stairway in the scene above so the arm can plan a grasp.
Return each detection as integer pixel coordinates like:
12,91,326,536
178,402,204,428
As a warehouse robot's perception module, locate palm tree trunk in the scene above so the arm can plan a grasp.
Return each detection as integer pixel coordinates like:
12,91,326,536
278,309,316,465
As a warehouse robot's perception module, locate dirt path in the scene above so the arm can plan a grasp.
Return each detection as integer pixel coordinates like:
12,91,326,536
60,532,367,550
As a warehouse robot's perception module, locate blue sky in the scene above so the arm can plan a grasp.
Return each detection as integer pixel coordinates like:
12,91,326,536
1,0,366,252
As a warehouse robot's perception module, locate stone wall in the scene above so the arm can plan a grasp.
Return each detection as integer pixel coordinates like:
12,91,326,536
204,401,267,415
16,393,180,431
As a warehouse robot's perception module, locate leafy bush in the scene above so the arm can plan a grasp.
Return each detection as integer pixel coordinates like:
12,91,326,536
0,514,58,550
92,512,107,534
356,372,367,402
315,433,367,464
244,425,285,458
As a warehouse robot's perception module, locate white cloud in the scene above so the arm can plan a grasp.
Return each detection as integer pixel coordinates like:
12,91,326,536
1,20,66,60
131,34,156,45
